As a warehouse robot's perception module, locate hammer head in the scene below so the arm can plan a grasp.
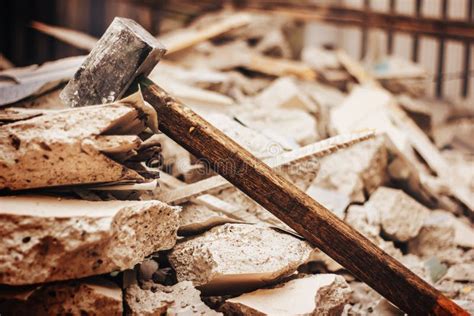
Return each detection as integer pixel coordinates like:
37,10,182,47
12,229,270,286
61,17,166,107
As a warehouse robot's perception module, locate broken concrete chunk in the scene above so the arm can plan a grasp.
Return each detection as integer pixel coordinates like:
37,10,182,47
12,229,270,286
444,263,474,282
310,136,388,203
436,279,474,301
178,202,241,237
331,86,409,152
424,257,448,283
408,210,456,258
221,274,351,316
450,215,474,249
347,282,382,314
0,278,122,315
254,77,318,112
214,188,287,227
0,93,160,190
233,105,319,146
367,187,429,242
125,281,221,316
307,250,344,272
306,186,350,219
0,195,179,285
205,113,291,159
179,202,227,227
168,224,312,294
345,204,381,241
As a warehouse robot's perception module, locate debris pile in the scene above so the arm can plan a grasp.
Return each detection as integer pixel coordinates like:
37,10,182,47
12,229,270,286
0,9,473,316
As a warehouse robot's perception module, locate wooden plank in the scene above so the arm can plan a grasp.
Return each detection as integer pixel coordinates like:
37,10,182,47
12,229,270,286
61,17,467,314
31,21,98,51
160,13,251,54
140,79,465,315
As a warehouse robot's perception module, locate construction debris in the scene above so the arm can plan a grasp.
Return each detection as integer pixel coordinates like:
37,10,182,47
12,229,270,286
168,224,312,293
0,195,179,285
221,274,351,315
407,210,473,258
0,56,84,106
0,278,123,315
308,136,388,207
125,282,221,315
0,93,160,190
366,187,429,242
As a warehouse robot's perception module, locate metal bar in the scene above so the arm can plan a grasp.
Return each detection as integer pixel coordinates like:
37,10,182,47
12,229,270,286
360,0,370,59
412,0,422,61
435,0,448,98
387,0,396,54
244,2,474,42
462,0,473,97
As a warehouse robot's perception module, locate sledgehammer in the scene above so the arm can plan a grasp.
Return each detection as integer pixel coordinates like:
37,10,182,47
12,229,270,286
61,17,466,315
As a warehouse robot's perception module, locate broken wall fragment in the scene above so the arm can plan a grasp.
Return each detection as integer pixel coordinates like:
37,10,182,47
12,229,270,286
0,195,179,285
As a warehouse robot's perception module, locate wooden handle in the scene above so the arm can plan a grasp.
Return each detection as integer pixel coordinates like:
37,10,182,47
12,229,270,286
140,79,467,315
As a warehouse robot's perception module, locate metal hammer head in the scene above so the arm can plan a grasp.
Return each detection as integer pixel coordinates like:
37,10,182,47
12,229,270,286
61,17,166,107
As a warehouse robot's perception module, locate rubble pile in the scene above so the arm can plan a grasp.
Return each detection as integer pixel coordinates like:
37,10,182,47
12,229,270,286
0,9,473,316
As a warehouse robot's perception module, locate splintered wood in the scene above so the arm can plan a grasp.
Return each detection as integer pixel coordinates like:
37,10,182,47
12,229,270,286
1,8,473,316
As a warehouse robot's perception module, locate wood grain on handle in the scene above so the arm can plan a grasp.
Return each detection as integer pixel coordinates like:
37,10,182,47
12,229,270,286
140,79,467,315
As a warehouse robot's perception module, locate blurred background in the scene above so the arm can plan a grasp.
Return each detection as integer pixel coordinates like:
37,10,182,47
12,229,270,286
1,0,473,100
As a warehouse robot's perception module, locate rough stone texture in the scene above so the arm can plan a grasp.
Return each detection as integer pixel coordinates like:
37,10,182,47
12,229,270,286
61,17,166,107
307,186,350,219
345,281,390,315
0,278,122,315
233,106,319,146
371,298,404,316
366,187,429,242
221,274,351,316
168,224,312,293
344,204,404,260
0,195,179,285
179,202,230,228
205,113,290,159
408,210,456,258
125,281,221,315
178,202,242,237
214,188,289,228
309,136,388,204
444,263,474,282
138,259,159,282
345,205,381,241
0,96,158,190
